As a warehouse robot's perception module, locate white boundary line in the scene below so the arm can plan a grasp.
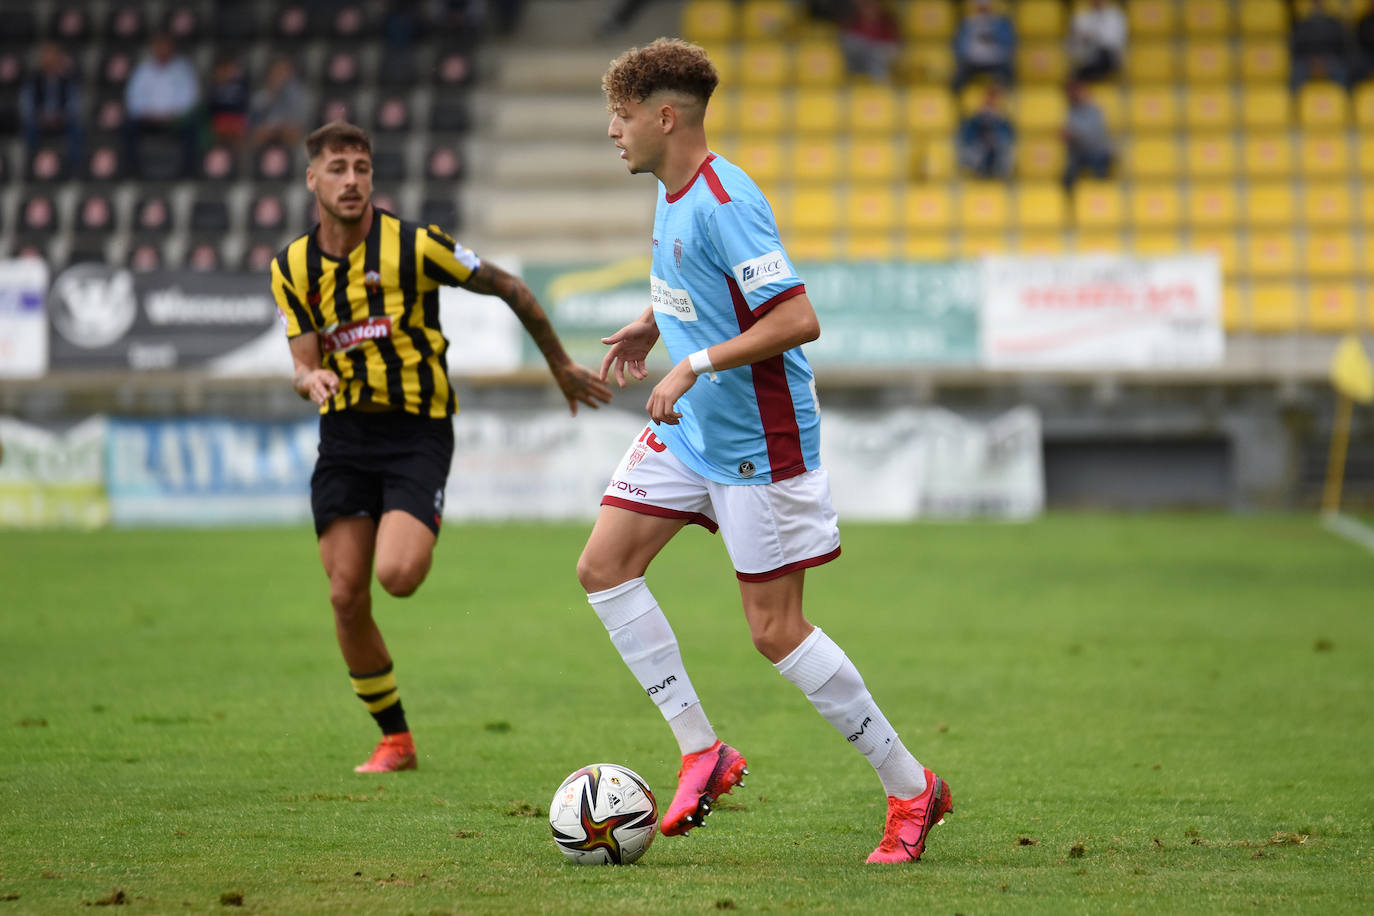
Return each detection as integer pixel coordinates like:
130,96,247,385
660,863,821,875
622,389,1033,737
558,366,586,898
1321,512,1374,556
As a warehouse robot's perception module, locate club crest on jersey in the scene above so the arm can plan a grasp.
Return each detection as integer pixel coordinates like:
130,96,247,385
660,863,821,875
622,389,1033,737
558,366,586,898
673,238,683,269
321,316,393,353
364,269,382,292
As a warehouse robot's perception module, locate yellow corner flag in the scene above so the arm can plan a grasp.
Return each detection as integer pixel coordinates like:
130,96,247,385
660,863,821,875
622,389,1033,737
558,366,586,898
1322,334,1373,513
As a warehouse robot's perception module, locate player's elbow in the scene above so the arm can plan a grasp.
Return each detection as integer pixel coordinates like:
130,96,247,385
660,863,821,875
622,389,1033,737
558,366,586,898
793,312,821,346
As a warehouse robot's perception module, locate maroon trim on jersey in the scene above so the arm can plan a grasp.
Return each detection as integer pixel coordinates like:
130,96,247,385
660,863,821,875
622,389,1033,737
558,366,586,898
736,545,842,582
751,283,806,318
665,153,726,204
729,277,807,481
600,496,719,533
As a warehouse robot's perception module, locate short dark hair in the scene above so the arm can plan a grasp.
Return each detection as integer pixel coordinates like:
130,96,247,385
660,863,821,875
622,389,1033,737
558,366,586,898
603,37,718,109
305,121,372,161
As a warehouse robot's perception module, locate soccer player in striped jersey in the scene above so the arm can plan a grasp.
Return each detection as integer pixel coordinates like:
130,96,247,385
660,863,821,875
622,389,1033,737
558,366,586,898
576,40,952,863
271,121,612,773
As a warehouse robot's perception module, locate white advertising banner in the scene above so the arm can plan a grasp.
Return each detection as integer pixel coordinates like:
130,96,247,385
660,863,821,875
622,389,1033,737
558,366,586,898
0,416,109,528
0,259,49,378
981,254,1223,370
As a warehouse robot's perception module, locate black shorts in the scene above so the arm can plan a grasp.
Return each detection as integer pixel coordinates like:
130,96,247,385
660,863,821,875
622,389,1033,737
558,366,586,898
311,410,455,537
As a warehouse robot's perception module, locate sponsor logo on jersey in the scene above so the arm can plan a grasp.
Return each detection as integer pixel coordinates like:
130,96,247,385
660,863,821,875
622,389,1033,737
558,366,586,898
732,250,791,295
738,460,756,479
650,276,697,321
321,315,393,353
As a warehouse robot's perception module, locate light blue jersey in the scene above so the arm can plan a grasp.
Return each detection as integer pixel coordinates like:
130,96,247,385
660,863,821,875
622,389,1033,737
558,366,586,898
648,153,820,485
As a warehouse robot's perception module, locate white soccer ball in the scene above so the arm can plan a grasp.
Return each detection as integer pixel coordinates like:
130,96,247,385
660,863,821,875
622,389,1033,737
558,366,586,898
549,763,658,865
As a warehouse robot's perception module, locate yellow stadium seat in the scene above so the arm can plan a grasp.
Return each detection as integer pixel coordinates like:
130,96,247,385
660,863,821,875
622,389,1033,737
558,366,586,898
1183,0,1231,36
1184,87,1236,130
1125,137,1180,180
1016,86,1067,134
1073,181,1124,232
790,187,840,233
1243,233,1299,280
1300,133,1351,178
1240,0,1288,36
736,43,791,88
912,139,956,182
791,137,841,184
1240,86,1291,130
733,138,785,185
705,91,734,134
1017,41,1069,84
958,233,1010,257
740,0,793,40
903,0,955,39
846,186,898,233
701,42,736,88
903,186,953,232
1241,133,1294,178
1354,83,1374,128
682,0,736,43
899,44,954,84
786,233,837,262
1129,184,1182,231
902,234,954,260
905,87,956,137
1305,233,1357,278
1299,83,1350,130
1184,42,1234,83
735,90,788,134
1074,231,1124,253
709,134,736,162
1132,232,1184,256
1191,231,1241,278
793,89,843,134
1359,185,1374,221
1015,233,1069,254
959,83,990,115
1222,282,1245,331
847,85,898,132
960,184,1011,232
1128,0,1176,37
848,138,901,182
1014,183,1067,232
1302,182,1355,227
1126,42,1176,83
1187,183,1239,230
1250,283,1300,332
844,233,896,260
1127,87,1179,133
1091,85,1125,131
1240,40,1290,83
1244,183,1296,227
1307,283,1360,331
1016,0,1064,39
794,40,844,88
1017,134,1066,180
1186,135,1237,179
1358,135,1374,178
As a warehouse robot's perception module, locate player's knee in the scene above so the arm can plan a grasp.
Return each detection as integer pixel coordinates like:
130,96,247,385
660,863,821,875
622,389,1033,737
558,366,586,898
329,580,369,623
576,550,624,594
376,557,428,597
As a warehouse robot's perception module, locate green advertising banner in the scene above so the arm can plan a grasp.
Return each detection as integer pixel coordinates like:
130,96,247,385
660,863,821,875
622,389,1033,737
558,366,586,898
523,259,981,370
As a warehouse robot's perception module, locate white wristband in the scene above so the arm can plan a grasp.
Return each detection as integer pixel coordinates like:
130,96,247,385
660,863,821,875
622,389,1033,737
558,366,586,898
688,348,714,376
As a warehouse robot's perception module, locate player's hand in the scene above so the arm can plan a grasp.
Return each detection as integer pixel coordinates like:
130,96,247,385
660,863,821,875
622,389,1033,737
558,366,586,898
553,361,614,416
645,359,696,425
296,368,339,405
599,319,660,388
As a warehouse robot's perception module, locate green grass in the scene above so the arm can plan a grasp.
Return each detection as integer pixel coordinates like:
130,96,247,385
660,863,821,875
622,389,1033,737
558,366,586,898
1,515,1372,913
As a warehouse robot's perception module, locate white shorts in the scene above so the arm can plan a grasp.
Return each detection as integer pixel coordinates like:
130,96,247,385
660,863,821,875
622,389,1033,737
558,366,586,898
601,426,842,581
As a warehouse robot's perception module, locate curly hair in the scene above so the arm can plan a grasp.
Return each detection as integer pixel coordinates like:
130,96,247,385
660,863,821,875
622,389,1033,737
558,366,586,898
305,120,372,161
602,37,719,109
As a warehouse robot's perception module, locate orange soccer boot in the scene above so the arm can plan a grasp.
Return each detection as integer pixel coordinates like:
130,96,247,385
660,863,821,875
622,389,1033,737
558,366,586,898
866,768,953,863
353,732,418,773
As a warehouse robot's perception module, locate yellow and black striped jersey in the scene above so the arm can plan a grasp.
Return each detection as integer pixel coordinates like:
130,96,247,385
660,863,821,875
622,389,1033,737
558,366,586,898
269,208,479,418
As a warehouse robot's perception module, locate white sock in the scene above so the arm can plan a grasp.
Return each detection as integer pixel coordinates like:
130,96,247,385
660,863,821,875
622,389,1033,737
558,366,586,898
588,577,716,756
775,627,927,799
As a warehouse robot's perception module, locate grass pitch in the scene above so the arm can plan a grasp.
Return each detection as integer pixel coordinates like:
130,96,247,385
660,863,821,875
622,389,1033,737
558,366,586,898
1,515,1372,913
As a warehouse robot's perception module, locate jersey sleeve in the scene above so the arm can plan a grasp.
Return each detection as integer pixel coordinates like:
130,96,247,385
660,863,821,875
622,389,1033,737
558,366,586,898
705,195,804,316
269,256,311,338
418,223,481,288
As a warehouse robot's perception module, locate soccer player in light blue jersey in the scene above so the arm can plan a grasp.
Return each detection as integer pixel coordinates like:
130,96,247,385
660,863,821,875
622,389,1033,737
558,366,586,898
575,38,952,864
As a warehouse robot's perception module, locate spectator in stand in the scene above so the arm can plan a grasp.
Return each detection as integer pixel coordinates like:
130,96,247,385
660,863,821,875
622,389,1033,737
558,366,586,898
19,41,84,174
839,0,901,81
1290,0,1351,90
1067,0,1127,82
1062,80,1115,190
957,83,1015,179
248,57,310,151
952,0,1016,91
123,32,201,178
205,53,251,148
1353,0,1374,83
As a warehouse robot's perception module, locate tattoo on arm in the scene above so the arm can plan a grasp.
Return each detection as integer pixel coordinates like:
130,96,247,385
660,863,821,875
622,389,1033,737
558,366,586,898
467,262,568,364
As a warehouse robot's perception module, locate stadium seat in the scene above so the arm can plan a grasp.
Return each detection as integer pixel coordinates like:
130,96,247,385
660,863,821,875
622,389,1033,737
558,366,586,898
1127,0,1176,37
1186,183,1239,230
1017,134,1065,180
740,0,792,40
1016,87,1066,134
1015,0,1064,39
1305,234,1357,278
425,145,464,182
0,7,37,46
376,48,418,87
1186,135,1237,180
794,41,844,88
790,188,839,233
75,193,116,235
1358,136,1374,178
1184,87,1236,130
249,190,289,233
317,95,360,127
241,238,280,272
1072,181,1124,232
1239,0,1287,36
784,233,834,261
846,85,898,133
163,3,202,43
211,1,261,46
848,138,900,182
18,192,60,235
1240,86,1291,130
736,138,785,184
960,184,1011,233
321,49,361,89
104,3,147,47
134,195,172,234
1125,42,1176,83
901,235,953,260
373,95,412,134
1182,0,1231,36
1217,282,1243,331
1125,136,1180,180
98,49,135,89
185,240,224,273
329,3,368,43
49,5,91,43
737,42,790,88
846,187,898,234
83,143,123,182
201,144,237,181
791,137,840,184
1302,182,1355,227
904,88,955,137
189,197,230,235
1129,184,1182,231
433,51,473,89
1240,40,1289,83
903,0,954,39
0,50,20,92
372,145,407,183
1192,232,1240,278
1249,283,1300,332
127,241,163,272
1299,133,1351,178
1016,233,1068,254
1131,232,1183,256
899,44,954,84
1073,231,1124,253
957,232,1008,257
1354,83,1374,128
1014,183,1067,233
1183,42,1234,83
1242,133,1294,178
1307,283,1361,332
421,198,459,233
1017,41,1069,85
903,186,953,233
1091,85,1125,131
1243,233,1298,280
1126,87,1179,133
843,233,895,261
429,97,471,135
133,137,185,182
794,89,843,134
681,0,736,42
255,144,294,181
912,139,955,182
25,146,66,183
735,90,788,134
1299,83,1350,130
1244,183,1296,227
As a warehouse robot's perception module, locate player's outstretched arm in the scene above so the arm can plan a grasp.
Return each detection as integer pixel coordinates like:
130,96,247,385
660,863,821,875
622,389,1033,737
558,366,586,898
464,261,613,415
599,306,659,388
289,332,339,406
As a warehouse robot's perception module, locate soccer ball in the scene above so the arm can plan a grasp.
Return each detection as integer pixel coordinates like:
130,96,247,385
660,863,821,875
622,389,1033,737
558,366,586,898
549,763,658,865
